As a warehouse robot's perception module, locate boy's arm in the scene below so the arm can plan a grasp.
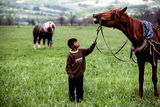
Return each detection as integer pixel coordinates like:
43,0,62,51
83,41,97,56
66,55,74,78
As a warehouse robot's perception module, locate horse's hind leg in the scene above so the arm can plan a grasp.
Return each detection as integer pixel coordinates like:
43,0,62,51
137,59,145,100
151,58,159,99
33,35,37,49
38,36,42,48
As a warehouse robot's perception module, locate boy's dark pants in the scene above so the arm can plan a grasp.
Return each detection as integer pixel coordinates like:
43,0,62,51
69,75,83,102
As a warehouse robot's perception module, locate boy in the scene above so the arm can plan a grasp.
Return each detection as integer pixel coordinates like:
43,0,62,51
66,38,96,102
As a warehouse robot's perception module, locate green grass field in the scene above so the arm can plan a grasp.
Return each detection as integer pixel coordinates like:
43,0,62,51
0,25,160,106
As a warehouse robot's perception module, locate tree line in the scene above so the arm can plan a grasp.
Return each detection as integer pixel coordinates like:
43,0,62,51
133,7,160,26
0,14,14,25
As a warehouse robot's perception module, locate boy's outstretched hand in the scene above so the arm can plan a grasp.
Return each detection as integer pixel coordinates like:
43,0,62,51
92,41,97,46
70,74,74,79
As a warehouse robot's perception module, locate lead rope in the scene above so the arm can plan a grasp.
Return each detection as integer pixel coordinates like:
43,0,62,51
95,22,136,63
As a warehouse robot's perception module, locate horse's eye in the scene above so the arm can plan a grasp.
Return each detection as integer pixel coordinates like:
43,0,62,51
111,13,115,18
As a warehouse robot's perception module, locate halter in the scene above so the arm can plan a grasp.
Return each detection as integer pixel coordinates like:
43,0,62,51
101,9,122,29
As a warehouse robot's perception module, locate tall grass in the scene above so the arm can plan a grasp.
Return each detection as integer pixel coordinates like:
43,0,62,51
0,25,160,106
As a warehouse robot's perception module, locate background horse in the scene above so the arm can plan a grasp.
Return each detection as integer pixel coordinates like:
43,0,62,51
33,24,54,49
93,7,160,100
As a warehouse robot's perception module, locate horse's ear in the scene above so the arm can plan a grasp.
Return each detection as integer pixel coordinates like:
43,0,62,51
122,7,127,13
119,7,127,16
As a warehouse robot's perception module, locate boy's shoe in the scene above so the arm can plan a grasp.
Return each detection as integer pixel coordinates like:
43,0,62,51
70,97,75,102
76,98,83,103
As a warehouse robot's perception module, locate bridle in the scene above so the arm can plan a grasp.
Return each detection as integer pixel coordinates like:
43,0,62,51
99,9,122,29
94,11,136,63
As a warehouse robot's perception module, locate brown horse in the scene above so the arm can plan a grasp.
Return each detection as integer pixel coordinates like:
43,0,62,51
93,7,160,100
33,25,54,49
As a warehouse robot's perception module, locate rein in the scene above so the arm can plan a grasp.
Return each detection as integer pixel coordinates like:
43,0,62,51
95,22,135,62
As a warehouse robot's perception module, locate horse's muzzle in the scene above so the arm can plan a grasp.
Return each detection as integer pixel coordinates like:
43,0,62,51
93,14,99,24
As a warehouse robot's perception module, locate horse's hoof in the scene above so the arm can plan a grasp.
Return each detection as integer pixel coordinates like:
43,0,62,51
38,45,41,48
137,96,142,101
154,96,158,100
33,46,37,49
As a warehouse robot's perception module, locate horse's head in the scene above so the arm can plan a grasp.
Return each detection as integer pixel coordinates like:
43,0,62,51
47,27,53,33
93,7,127,27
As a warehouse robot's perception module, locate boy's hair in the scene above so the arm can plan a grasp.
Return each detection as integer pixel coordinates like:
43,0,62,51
67,38,77,49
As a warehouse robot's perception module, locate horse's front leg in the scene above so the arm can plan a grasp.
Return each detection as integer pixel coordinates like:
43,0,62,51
47,38,50,48
151,58,159,99
43,38,45,48
137,59,145,100
47,36,52,48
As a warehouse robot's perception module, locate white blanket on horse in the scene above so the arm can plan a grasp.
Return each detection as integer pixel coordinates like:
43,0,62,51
42,21,55,33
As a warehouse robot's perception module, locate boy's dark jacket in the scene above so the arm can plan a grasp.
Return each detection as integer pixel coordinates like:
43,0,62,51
66,43,96,78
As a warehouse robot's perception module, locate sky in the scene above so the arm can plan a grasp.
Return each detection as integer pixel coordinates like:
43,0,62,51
16,0,153,5
119,0,153,5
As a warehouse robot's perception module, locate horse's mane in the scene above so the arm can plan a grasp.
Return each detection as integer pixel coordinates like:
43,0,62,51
120,12,143,42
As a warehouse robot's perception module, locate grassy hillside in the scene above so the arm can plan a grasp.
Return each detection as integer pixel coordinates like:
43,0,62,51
0,25,160,106
0,0,160,24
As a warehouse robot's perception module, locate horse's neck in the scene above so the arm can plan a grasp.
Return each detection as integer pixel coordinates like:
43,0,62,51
117,16,143,47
